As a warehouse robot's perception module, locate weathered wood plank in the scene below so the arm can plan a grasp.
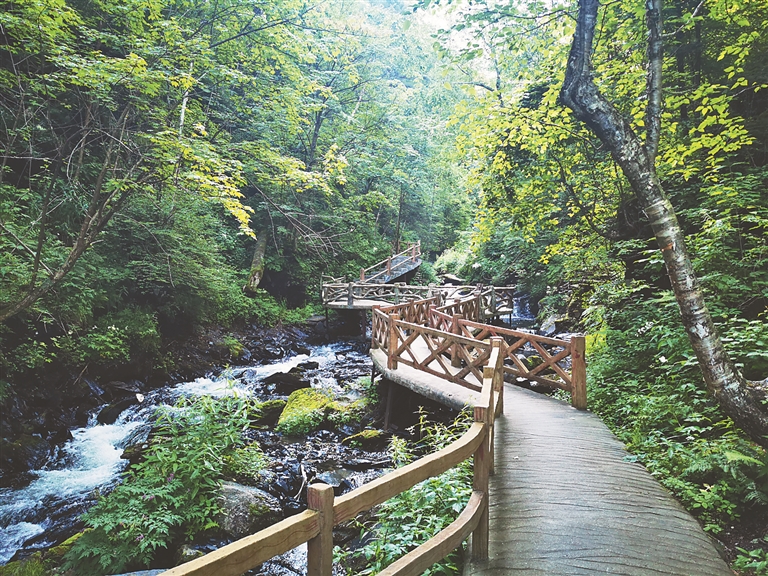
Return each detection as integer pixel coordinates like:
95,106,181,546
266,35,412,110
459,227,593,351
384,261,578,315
158,511,319,576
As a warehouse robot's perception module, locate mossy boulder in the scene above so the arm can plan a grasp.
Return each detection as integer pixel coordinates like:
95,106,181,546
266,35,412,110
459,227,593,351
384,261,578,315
0,556,40,576
252,399,286,427
47,531,87,562
276,390,368,436
276,389,334,435
341,429,388,449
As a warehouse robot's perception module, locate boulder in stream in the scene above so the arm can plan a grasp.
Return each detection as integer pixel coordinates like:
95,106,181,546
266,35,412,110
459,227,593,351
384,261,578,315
216,481,282,539
262,367,311,395
341,429,388,450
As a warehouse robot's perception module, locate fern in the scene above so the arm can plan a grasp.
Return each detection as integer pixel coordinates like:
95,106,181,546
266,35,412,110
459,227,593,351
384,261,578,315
64,394,254,574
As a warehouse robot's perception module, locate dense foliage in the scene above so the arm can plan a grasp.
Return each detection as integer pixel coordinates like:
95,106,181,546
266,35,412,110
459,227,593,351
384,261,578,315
63,393,261,574
0,0,471,385
428,0,768,567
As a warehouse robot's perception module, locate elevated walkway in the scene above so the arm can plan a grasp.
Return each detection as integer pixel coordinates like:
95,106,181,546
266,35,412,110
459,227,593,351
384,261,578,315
474,384,730,576
370,296,732,576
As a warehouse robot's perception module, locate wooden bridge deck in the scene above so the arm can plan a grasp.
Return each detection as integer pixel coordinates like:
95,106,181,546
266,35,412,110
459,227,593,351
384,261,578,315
371,353,732,576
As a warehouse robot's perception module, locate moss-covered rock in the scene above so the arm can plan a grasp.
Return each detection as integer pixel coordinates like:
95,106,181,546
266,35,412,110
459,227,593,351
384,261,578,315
276,389,334,435
276,389,372,436
46,531,87,562
252,399,286,427
341,429,388,449
0,553,48,576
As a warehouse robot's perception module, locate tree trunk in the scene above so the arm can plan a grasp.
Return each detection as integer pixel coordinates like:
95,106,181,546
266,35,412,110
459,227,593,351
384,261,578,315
243,229,268,295
559,0,768,447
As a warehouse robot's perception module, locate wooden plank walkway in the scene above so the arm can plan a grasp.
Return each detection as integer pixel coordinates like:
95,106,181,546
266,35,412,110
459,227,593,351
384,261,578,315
470,384,732,576
371,353,733,575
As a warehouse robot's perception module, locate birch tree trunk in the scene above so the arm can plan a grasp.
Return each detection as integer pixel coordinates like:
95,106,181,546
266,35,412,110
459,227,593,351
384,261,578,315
559,0,768,446
243,229,269,295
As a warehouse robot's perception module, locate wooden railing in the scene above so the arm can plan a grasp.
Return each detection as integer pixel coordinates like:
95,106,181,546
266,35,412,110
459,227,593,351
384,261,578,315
322,282,518,316
362,241,422,283
160,340,505,576
372,296,587,410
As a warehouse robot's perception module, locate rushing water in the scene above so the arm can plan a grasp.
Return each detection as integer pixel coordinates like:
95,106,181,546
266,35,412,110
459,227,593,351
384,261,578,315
0,342,371,565
501,294,536,328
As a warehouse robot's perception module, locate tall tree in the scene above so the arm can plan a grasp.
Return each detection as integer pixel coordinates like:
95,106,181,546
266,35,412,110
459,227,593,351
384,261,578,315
558,0,768,445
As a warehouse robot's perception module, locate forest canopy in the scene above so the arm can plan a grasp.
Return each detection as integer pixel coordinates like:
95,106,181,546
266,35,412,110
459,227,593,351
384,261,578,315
3,0,768,570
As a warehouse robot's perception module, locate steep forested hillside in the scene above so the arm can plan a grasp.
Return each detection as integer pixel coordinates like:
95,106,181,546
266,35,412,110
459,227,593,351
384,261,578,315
0,0,469,386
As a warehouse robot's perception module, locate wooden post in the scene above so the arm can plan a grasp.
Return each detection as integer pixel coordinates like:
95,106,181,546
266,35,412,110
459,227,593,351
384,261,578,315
411,243,416,261
472,402,490,561
388,314,400,370
307,484,334,576
495,348,505,419
486,337,503,475
490,288,497,317
478,292,485,323
394,285,400,304
571,335,587,410
451,314,463,368
360,268,365,282
387,256,392,277
371,305,380,350
383,380,395,430
347,282,354,306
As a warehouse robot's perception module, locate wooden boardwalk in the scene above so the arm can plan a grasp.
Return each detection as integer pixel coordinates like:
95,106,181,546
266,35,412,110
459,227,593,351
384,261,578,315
370,322,733,575
472,384,732,576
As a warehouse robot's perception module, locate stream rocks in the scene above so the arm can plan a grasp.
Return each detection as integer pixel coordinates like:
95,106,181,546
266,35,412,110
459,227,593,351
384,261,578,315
217,482,282,539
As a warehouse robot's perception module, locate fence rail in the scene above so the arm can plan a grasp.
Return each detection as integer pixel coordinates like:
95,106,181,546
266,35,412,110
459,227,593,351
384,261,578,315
362,241,422,283
371,295,587,410
322,282,518,314
160,338,505,576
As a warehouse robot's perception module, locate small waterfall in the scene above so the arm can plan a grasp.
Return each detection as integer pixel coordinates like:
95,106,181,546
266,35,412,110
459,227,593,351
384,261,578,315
507,294,535,328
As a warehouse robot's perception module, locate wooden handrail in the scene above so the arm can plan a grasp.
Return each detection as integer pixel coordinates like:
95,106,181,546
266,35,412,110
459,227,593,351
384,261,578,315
162,334,503,576
360,242,422,283
158,510,320,576
376,490,485,576
333,421,485,524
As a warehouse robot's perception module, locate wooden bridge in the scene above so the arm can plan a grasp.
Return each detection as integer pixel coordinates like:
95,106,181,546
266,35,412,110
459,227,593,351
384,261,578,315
161,286,732,576
321,243,518,317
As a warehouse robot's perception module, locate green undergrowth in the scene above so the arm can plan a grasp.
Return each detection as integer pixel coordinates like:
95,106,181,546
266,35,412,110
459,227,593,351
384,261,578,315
583,297,768,571
337,409,473,576
63,393,259,575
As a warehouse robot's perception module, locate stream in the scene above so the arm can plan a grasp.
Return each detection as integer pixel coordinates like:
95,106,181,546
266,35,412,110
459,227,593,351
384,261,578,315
0,341,380,568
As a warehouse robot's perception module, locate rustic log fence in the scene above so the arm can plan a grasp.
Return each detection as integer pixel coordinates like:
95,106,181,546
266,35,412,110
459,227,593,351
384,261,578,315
159,340,505,576
372,295,587,410
322,282,518,317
